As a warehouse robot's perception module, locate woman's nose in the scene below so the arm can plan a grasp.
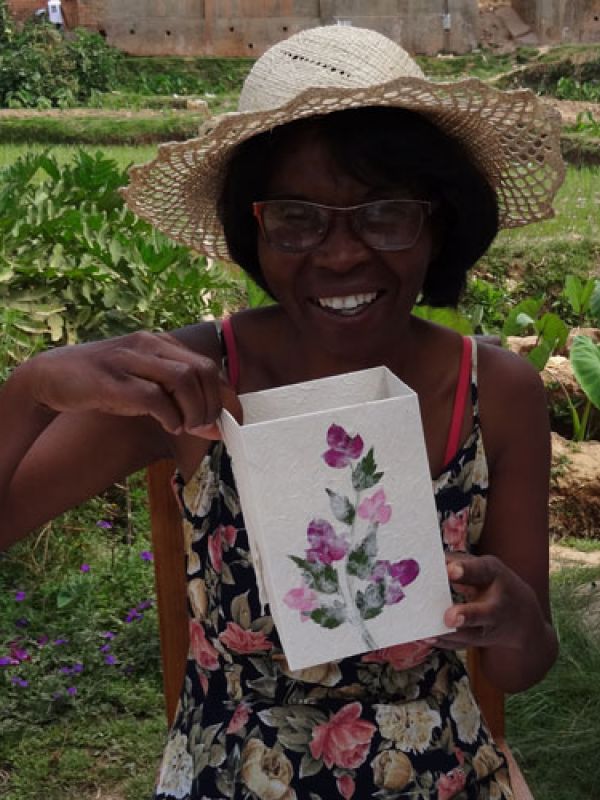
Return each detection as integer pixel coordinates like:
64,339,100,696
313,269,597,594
314,211,370,271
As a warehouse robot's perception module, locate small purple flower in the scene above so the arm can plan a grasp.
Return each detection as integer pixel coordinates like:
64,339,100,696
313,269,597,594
104,654,117,665
14,591,26,602
125,608,142,623
99,643,112,653
10,647,30,663
96,520,113,529
100,631,116,640
137,600,153,611
306,519,349,565
53,638,68,646
80,563,91,573
388,559,420,586
37,635,49,646
385,583,406,605
370,560,390,582
60,666,72,675
72,662,84,674
322,424,364,468
67,686,77,696
0,656,15,667
140,550,154,562
11,676,28,688
15,617,29,628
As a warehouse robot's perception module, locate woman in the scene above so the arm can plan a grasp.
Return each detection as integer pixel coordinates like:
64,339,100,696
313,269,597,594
0,25,564,799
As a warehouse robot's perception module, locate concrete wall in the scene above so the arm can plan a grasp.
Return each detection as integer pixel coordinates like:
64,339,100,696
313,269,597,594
512,0,600,42
6,0,479,55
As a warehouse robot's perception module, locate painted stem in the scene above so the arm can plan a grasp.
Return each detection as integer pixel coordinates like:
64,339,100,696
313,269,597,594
337,489,377,651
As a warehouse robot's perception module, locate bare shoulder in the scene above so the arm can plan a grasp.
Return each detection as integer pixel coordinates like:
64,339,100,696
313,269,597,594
171,319,222,361
476,340,550,469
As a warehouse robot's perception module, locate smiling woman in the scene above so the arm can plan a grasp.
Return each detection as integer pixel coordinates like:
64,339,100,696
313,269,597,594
0,24,565,800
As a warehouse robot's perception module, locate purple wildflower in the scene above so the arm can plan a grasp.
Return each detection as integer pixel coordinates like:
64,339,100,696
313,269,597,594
125,608,142,623
96,520,113,529
140,550,153,562
15,617,29,628
322,424,364,468
11,676,28,688
100,631,116,640
104,654,117,665
137,600,153,611
67,686,77,696
72,662,84,673
0,656,15,667
53,638,68,646
37,635,49,646
99,643,112,653
305,519,349,565
10,646,30,663
80,563,91,573
14,591,26,602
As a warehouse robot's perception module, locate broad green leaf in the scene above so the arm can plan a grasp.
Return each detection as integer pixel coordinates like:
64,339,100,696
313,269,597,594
570,335,600,410
352,447,383,491
590,281,600,324
502,297,544,337
310,604,346,629
289,556,339,594
564,275,582,314
347,531,378,579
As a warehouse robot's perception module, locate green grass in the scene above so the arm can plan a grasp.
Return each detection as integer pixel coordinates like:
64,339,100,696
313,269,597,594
558,537,600,553
507,566,600,800
0,113,204,145
0,143,158,171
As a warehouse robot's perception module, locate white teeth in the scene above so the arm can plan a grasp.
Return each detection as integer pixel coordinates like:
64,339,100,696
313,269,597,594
317,292,377,312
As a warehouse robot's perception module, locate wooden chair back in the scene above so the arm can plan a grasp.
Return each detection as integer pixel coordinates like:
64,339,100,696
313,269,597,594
147,459,533,798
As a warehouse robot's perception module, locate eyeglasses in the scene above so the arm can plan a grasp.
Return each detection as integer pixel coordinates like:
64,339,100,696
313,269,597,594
252,198,431,253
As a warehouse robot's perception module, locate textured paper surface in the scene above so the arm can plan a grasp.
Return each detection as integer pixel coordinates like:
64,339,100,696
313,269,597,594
221,367,453,671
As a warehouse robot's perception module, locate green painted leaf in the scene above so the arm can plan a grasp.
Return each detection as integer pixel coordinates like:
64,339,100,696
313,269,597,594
356,582,385,620
326,489,355,524
289,556,339,594
310,604,346,629
352,447,384,491
570,335,600,410
347,531,378,579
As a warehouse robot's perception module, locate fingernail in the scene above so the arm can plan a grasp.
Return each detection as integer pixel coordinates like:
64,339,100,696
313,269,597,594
454,614,465,627
449,563,464,580
423,637,437,645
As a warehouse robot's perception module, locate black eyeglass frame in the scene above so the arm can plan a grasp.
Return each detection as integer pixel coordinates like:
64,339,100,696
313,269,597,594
252,198,432,253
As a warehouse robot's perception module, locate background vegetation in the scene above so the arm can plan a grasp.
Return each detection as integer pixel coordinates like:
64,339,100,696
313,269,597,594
1,3,600,797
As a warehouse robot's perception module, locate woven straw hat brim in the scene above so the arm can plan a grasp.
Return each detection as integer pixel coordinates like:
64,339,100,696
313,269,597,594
122,74,565,261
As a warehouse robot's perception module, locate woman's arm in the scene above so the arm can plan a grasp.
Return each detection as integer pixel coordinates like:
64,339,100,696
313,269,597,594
432,343,558,692
0,325,237,550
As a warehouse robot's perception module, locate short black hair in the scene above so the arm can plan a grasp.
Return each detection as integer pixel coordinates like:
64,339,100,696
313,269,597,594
218,107,498,307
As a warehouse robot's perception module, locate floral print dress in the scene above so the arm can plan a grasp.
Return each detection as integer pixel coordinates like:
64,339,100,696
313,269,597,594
153,340,513,800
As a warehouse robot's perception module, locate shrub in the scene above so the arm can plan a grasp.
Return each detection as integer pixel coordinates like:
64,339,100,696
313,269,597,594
0,150,239,369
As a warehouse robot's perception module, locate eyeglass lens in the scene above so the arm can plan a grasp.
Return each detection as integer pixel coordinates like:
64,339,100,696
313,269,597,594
256,200,427,252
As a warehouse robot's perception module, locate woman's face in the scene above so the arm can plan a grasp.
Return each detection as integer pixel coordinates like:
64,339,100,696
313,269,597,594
256,127,437,362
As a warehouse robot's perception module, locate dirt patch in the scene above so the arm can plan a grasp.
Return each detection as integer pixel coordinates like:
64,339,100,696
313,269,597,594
550,543,600,572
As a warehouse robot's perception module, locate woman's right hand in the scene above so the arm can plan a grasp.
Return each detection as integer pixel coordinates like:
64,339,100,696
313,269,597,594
19,330,241,439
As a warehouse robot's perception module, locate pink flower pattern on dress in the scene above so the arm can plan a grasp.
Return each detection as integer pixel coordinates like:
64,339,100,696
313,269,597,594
189,619,220,671
226,701,251,734
336,773,356,799
357,489,392,524
310,702,376,769
219,622,273,654
322,424,364,468
437,766,467,799
362,640,433,670
442,507,469,552
208,524,237,573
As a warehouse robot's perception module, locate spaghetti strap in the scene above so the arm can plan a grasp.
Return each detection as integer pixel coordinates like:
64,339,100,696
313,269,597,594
443,336,473,467
221,317,240,392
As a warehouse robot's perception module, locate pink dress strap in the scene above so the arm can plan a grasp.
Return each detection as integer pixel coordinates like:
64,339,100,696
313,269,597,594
443,336,473,467
221,317,240,392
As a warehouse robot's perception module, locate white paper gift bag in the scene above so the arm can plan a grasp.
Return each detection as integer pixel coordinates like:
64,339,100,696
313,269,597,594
220,367,453,671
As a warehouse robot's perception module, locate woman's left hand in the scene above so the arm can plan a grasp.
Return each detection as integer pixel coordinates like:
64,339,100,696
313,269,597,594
429,552,540,651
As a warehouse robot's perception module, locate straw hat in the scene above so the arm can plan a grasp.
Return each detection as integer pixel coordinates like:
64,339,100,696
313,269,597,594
122,25,565,261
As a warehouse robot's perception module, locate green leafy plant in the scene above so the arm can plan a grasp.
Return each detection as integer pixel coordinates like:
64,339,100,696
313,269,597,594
0,150,239,365
567,334,600,441
502,297,569,370
563,274,600,326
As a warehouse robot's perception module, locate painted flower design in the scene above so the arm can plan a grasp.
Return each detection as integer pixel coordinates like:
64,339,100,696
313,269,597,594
208,523,237,573
306,519,349,565
283,585,319,621
226,701,251,734
219,622,273,654
322,423,364,468
437,767,467,800
310,702,376,769
287,424,420,647
240,739,296,800
357,488,392,524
